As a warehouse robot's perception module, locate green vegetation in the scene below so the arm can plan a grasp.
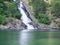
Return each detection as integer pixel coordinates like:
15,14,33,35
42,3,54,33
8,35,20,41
0,0,21,25
35,13,51,25
0,15,6,24
29,0,51,25
28,0,60,27
0,0,60,27
51,0,60,18
30,0,47,13
51,0,60,27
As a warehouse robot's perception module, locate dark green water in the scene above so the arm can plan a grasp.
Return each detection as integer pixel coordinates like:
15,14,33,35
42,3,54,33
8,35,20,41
0,29,60,45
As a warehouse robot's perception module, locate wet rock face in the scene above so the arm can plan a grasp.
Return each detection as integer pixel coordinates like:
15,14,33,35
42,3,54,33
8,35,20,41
21,22,27,29
22,4,33,21
0,18,58,30
0,18,39,30
0,19,27,30
7,21,27,30
0,17,39,30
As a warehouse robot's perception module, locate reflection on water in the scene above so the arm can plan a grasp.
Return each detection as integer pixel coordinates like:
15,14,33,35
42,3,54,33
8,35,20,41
0,30,60,45
20,30,34,45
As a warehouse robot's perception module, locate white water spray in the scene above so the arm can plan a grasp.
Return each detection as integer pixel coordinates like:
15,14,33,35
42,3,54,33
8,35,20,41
18,1,34,29
13,0,16,2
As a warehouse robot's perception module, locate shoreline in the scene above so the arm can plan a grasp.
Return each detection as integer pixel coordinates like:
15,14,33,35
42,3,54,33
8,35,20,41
0,24,59,30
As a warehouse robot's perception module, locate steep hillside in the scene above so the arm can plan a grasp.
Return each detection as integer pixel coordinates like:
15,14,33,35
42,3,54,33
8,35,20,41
0,0,21,25
0,0,60,29
27,0,60,28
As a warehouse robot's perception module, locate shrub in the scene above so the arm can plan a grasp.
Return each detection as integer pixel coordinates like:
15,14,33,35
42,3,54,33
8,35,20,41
35,13,51,25
51,1,60,18
0,15,6,25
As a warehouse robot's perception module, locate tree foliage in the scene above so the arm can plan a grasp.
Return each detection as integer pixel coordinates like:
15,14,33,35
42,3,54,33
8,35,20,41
51,1,60,18
29,0,50,25
30,0,48,14
35,13,51,25
0,15,6,24
0,0,21,25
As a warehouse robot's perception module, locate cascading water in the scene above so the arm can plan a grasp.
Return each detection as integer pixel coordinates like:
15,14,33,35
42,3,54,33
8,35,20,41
13,0,16,1
18,1,35,29
18,1,35,45
13,0,35,45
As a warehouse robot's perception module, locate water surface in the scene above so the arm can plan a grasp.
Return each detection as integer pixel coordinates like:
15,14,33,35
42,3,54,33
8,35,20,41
0,29,60,45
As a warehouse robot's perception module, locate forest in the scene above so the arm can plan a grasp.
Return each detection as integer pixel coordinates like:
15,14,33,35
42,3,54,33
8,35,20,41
0,0,20,25
28,0,60,27
0,0,60,28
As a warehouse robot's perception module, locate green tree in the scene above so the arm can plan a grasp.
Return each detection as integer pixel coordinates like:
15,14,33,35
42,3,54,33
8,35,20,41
0,15,6,25
35,13,51,25
0,0,21,25
0,2,7,15
51,1,60,18
29,0,50,24
30,0,48,14
4,1,21,19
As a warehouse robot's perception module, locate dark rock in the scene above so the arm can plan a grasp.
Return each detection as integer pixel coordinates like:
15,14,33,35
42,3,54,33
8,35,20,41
21,22,27,29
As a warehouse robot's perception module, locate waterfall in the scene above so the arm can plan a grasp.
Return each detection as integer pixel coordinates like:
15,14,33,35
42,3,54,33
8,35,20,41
13,0,16,1
18,1,35,29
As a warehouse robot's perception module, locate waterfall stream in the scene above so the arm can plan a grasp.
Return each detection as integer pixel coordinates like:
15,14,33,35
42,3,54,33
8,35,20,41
18,1,35,29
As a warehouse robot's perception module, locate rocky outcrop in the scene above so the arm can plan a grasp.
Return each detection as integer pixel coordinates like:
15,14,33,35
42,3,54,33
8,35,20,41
0,18,26,30
0,18,59,30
